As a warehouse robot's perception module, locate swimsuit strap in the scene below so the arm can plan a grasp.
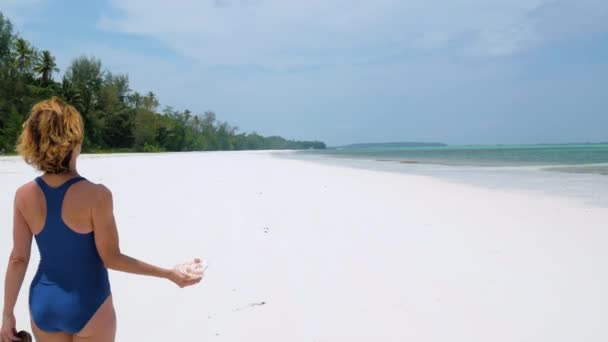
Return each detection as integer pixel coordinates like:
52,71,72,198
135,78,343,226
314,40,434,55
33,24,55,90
34,176,86,222
35,175,85,192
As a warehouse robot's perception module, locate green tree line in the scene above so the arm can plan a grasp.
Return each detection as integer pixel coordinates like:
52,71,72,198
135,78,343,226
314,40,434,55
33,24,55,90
0,12,326,154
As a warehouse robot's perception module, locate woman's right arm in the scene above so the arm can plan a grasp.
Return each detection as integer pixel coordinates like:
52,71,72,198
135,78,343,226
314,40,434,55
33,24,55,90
92,184,200,288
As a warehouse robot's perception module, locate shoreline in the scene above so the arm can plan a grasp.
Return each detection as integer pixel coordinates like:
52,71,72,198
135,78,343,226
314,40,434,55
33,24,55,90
278,151,608,208
4,150,608,208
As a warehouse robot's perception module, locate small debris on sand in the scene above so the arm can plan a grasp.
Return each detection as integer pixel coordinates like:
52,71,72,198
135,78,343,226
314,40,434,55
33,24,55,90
234,301,267,311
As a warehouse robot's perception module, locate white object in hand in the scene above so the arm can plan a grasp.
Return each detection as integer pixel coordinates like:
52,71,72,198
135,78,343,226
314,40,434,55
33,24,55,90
175,259,208,280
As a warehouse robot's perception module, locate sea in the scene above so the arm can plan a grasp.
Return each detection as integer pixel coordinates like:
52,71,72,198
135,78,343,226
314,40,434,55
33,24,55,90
286,144,608,207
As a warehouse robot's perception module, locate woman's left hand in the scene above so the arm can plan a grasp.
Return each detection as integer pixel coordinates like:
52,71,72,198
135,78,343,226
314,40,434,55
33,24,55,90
0,313,20,342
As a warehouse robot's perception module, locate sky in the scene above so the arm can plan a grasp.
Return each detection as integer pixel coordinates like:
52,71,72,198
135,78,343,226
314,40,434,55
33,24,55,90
1,0,607,146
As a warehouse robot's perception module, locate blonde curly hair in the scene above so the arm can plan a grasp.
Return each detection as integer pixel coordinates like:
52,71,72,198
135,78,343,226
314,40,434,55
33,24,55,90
17,97,84,174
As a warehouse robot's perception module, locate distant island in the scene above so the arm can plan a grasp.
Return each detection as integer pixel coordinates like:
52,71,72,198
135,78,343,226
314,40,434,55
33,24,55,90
337,142,447,149
535,142,608,146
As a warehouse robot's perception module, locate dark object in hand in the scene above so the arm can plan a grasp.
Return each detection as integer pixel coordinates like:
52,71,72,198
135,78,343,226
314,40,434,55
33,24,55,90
17,331,33,342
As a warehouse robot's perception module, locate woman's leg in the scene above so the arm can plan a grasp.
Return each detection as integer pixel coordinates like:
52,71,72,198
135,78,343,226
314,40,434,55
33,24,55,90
30,319,72,342
73,295,117,342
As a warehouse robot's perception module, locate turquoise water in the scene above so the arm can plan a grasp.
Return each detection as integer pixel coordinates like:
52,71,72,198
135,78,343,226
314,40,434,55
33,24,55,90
287,144,608,206
300,144,608,172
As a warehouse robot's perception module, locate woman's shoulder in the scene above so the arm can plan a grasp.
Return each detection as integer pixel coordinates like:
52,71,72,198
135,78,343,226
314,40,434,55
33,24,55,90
56,177,113,205
72,179,114,210
16,180,37,193
14,180,39,203
85,181,113,205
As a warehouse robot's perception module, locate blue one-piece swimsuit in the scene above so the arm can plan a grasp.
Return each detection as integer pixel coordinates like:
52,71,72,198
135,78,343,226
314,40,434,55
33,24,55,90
29,176,111,334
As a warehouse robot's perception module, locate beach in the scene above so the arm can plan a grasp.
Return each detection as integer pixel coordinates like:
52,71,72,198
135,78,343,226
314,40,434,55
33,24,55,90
1,151,607,341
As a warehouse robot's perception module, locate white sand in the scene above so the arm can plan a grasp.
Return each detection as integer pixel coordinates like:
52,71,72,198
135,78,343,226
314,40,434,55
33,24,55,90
1,151,607,341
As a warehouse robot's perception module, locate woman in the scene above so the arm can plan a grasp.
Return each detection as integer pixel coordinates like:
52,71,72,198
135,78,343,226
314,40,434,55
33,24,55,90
1,97,202,342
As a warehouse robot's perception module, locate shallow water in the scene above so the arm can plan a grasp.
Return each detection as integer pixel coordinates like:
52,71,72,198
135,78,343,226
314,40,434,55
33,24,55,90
301,144,608,168
283,151,608,208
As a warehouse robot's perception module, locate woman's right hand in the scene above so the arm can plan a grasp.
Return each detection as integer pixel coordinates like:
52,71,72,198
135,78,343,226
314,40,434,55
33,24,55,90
1,313,20,342
167,259,205,288
167,268,203,288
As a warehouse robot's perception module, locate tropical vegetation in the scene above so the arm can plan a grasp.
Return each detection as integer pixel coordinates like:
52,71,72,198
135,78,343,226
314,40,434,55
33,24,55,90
0,12,325,154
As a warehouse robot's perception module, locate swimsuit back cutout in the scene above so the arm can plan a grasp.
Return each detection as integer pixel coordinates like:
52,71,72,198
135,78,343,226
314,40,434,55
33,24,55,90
29,176,111,334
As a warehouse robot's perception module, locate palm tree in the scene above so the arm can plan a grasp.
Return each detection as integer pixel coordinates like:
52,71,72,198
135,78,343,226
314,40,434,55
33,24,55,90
61,76,83,109
13,37,33,73
34,50,59,85
129,91,142,108
143,91,159,111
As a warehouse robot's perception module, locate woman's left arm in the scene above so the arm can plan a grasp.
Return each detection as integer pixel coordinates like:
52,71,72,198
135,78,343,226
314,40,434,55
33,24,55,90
1,188,32,340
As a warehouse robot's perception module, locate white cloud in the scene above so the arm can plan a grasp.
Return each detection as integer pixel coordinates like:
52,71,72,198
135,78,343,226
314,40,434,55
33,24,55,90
102,0,595,69
474,23,540,57
103,0,607,69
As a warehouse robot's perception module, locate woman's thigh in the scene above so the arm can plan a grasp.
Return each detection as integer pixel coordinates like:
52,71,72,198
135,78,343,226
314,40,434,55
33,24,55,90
30,319,72,342
73,295,117,342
